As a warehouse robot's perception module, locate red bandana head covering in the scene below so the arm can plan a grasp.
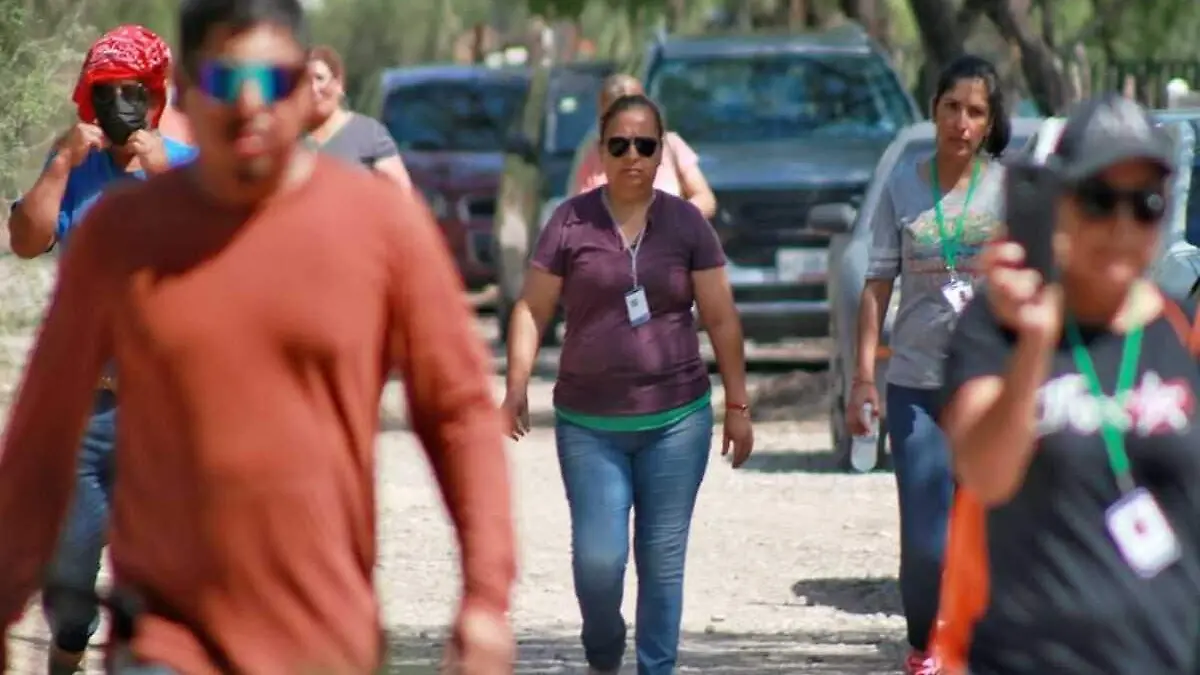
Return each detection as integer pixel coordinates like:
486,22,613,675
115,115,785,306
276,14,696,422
73,25,172,126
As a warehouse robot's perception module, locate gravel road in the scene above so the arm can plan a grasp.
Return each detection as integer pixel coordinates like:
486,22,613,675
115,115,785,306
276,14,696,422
4,321,907,674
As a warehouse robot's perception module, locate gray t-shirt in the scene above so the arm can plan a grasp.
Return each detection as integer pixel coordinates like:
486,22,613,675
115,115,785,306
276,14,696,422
314,113,399,169
866,156,1005,390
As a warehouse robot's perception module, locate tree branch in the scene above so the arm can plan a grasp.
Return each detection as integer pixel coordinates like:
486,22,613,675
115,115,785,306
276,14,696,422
981,0,1068,113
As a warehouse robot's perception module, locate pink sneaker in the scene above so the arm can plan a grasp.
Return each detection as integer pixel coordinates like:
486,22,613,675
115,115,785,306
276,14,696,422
905,650,942,675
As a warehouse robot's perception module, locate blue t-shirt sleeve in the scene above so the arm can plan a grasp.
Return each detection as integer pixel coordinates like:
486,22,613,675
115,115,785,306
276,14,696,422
11,149,76,245
17,139,195,250
163,138,198,166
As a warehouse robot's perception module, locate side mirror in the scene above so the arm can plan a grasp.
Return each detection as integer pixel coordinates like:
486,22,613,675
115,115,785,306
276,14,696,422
807,202,857,235
504,132,537,164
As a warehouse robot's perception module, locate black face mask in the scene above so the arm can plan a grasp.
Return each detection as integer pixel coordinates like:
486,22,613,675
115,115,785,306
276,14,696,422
91,83,148,146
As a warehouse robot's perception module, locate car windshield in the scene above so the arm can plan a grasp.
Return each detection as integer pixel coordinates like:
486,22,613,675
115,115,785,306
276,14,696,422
647,52,914,144
382,78,526,153
543,70,610,156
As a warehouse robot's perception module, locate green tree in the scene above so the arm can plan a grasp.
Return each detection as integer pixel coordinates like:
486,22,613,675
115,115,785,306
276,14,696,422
310,0,496,113
0,1,90,207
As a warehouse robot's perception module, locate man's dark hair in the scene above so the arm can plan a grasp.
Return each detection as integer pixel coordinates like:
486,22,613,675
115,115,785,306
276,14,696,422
179,0,310,73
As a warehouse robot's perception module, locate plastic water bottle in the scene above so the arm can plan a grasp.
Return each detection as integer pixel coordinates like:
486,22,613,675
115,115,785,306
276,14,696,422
850,402,879,473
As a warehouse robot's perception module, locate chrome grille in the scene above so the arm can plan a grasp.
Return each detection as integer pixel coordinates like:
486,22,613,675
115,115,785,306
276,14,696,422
463,196,497,219
713,185,864,267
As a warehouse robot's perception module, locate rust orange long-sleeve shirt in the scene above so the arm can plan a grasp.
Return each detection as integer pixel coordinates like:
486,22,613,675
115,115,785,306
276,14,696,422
0,156,516,673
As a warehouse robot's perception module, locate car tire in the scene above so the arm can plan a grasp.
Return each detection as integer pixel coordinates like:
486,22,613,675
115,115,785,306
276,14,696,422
497,296,512,344
830,394,852,469
833,399,892,473
496,295,560,347
831,356,891,474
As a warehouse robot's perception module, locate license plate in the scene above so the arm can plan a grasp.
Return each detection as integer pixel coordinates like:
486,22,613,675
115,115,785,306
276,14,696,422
775,248,826,282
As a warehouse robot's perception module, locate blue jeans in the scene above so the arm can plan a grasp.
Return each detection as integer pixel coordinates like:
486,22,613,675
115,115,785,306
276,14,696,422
43,391,117,653
555,406,713,675
886,384,954,652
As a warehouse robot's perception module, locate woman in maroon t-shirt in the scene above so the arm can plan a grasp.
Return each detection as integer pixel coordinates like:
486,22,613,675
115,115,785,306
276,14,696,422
502,94,753,674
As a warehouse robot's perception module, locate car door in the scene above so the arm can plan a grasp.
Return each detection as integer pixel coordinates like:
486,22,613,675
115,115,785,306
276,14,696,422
493,66,551,324
1150,115,1200,300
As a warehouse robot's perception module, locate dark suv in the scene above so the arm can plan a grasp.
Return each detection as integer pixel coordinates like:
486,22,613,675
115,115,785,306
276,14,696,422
492,60,615,337
380,65,530,290
643,24,919,342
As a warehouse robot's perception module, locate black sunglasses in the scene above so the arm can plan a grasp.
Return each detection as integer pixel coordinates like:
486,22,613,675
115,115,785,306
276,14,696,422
606,136,659,159
92,82,149,104
1073,178,1167,224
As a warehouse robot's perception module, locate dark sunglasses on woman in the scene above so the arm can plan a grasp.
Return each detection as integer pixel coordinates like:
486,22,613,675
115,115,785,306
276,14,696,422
1073,178,1167,224
606,136,659,159
196,59,306,105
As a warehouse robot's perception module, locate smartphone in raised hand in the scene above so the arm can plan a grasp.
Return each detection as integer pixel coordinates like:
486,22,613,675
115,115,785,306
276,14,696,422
1004,160,1061,282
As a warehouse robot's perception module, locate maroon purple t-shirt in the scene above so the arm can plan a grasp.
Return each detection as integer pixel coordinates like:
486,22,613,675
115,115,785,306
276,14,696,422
532,188,727,416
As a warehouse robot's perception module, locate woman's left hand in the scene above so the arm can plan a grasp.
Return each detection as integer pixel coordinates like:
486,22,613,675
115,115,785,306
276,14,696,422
722,410,754,468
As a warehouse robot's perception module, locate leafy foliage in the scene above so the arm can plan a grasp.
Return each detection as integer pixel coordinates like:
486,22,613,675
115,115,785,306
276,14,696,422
527,0,666,19
0,2,91,208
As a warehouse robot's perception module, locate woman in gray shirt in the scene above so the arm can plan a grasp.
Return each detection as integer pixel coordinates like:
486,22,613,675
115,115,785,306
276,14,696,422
307,45,412,188
848,55,1010,675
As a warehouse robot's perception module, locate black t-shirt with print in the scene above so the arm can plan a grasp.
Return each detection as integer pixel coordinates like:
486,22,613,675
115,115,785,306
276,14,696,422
941,292,1200,675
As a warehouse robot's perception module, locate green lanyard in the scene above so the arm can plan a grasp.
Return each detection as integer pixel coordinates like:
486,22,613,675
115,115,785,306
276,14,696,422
1066,320,1144,493
930,159,982,273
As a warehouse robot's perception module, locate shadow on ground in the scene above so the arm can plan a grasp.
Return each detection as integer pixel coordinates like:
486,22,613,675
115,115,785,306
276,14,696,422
383,628,904,674
738,449,894,475
791,577,902,617
6,618,902,674
739,449,844,474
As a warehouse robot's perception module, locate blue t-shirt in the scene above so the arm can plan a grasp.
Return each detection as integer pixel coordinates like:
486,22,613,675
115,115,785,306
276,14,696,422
34,137,197,250
15,137,196,383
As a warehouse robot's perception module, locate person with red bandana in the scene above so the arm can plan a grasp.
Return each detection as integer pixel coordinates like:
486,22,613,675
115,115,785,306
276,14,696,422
5,24,196,675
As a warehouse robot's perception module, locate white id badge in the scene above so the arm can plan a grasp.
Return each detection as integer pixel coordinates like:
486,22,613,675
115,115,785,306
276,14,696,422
1106,488,1181,578
625,286,650,326
942,278,974,313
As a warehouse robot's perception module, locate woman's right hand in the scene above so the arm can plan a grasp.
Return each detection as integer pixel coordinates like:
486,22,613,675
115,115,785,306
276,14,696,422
981,240,1062,343
500,389,530,441
846,380,880,437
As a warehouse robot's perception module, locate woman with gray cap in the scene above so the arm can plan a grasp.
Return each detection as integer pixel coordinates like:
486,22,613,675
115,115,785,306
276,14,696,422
936,94,1200,674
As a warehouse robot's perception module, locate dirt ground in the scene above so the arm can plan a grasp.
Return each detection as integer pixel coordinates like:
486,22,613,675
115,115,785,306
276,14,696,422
3,325,907,674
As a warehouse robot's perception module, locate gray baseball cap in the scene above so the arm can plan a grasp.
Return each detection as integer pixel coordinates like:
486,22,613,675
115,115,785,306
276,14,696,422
1050,94,1175,183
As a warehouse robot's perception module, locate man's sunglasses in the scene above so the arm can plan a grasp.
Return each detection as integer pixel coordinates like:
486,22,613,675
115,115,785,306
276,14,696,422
1073,178,1167,224
196,60,305,105
606,136,659,159
92,82,148,103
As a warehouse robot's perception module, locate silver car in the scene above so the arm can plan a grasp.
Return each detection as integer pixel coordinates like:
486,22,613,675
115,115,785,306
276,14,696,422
810,118,1041,472
815,113,1200,473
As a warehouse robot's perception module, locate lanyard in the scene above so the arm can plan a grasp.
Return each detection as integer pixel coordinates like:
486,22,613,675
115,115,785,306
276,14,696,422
930,159,982,273
1066,320,1145,493
603,189,649,288
625,228,646,287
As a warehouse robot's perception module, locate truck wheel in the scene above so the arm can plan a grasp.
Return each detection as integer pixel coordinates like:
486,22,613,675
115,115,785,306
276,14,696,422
496,296,560,347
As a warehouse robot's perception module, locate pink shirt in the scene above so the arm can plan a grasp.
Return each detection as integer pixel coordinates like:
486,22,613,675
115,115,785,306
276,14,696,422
572,132,699,196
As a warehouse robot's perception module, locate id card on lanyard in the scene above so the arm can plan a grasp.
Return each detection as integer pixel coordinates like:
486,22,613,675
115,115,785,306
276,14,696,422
605,190,652,327
931,160,981,313
1067,319,1181,578
623,228,650,326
